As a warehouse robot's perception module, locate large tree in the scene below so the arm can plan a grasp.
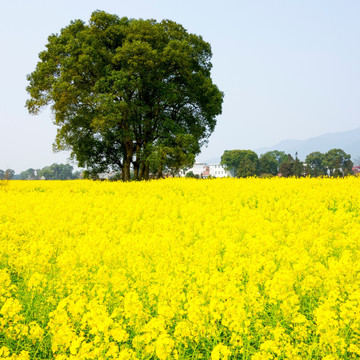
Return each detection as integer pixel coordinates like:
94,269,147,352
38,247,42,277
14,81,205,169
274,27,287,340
324,148,353,177
305,151,326,177
26,11,223,180
221,150,259,178
259,150,287,176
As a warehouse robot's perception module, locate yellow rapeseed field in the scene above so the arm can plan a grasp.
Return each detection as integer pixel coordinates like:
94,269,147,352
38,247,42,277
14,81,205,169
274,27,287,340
1,178,360,359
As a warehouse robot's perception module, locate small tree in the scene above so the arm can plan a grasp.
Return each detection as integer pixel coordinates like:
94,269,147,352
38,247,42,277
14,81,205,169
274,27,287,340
221,150,258,178
324,149,353,177
293,153,304,177
259,152,280,175
278,154,294,177
20,168,38,180
4,169,15,180
305,152,326,177
259,150,287,175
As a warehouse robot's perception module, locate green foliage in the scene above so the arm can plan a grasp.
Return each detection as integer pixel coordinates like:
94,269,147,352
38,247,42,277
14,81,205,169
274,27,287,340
26,10,223,181
277,153,304,178
269,150,288,165
276,149,353,178
324,148,353,176
146,134,197,178
38,163,75,180
221,150,258,178
279,154,294,177
237,157,258,178
305,152,326,177
185,171,195,178
20,168,39,180
293,156,304,177
259,150,287,176
4,169,15,180
259,153,278,175
259,173,274,178
304,149,353,177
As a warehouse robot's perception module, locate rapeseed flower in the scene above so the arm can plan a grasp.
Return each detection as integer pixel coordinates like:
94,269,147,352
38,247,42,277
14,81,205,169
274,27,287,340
0,178,360,358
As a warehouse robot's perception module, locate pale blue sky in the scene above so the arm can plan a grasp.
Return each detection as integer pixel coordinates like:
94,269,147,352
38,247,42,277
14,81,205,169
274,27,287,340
1,0,359,172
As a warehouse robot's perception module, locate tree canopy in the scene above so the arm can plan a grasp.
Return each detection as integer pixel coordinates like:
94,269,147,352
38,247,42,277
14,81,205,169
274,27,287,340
20,168,38,180
305,151,326,176
26,11,223,180
4,169,15,180
39,163,76,180
323,148,353,177
221,150,259,178
303,149,353,177
278,154,295,177
259,150,287,176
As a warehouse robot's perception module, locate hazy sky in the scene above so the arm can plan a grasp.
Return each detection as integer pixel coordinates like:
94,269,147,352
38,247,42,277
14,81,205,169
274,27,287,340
1,0,360,172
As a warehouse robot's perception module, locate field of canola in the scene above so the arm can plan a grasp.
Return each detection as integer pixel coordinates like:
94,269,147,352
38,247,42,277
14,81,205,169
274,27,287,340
1,177,360,360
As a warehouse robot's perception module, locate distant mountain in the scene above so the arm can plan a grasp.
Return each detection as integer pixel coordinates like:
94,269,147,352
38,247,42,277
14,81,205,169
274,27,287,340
256,127,360,160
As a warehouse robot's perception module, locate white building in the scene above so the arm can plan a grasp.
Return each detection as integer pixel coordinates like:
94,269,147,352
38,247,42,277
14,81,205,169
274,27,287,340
209,163,231,178
179,162,208,177
180,162,231,178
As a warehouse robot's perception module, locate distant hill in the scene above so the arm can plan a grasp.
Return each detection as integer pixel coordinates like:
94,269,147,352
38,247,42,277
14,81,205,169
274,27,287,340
256,127,360,160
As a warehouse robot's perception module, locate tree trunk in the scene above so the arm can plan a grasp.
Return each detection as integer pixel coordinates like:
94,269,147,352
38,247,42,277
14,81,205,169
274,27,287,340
157,164,163,179
133,142,141,180
139,162,145,180
123,161,131,181
144,163,150,180
123,141,133,181
133,162,139,180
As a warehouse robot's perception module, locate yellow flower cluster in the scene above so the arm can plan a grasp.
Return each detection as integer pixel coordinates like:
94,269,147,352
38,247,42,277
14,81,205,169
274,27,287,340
1,177,360,359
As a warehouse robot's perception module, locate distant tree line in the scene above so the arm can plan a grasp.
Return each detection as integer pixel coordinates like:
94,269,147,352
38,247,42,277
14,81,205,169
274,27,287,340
0,169,16,180
0,164,82,180
221,148,354,178
304,149,353,177
2,148,354,180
